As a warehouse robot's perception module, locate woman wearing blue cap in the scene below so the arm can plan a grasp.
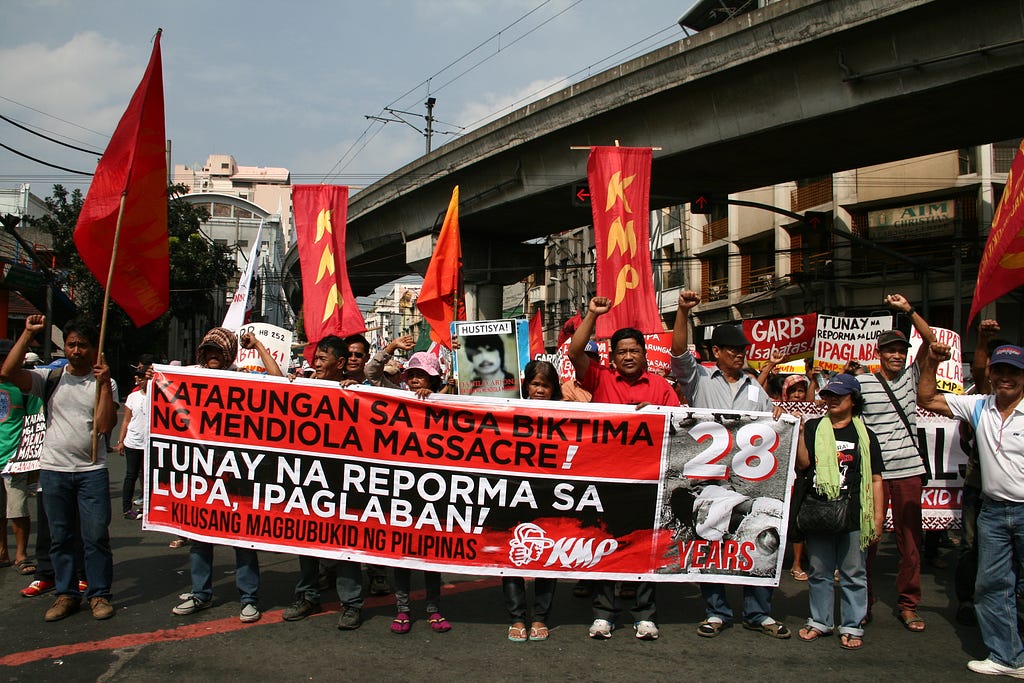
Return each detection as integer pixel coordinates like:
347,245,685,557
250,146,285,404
794,373,885,650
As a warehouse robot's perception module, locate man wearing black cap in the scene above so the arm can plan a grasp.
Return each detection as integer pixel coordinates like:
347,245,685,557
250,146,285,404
918,341,1024,678
856,293,936,632
670,290,789,640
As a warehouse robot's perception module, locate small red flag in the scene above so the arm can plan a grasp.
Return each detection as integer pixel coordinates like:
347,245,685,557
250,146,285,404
529,307,544,358
417,186,465,349
970,140,1024,326
73,30,168,327
556,311,583,348
588,146,662,338
292,185,365,360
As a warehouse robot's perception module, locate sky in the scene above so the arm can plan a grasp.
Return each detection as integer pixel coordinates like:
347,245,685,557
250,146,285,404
0,0,696,197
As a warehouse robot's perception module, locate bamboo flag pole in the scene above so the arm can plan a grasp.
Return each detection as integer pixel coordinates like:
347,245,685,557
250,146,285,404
91,191,128,463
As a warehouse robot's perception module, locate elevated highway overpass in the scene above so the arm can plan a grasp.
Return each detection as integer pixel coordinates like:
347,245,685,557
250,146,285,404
284,0,1024,311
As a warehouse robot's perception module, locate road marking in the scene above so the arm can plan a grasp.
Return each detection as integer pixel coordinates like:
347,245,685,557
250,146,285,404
1,578,502,667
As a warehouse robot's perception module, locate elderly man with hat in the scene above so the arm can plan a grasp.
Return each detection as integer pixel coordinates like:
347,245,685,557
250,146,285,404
670,290,789,640
918,340,1024,678
855,293,936,632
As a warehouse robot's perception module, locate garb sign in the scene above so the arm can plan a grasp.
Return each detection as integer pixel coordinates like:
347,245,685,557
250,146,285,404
143,366,798,585
743,314,817,370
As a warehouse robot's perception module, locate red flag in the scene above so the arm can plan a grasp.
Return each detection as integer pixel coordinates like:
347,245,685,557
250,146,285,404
970,140,1024,326
292,185,365,360
417,186,465,349
529,307,544,358
587,146,662,338
73,30,168,327
556,311,583,347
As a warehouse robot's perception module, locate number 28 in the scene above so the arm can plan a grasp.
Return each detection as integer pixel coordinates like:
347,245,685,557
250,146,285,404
682,422,779,482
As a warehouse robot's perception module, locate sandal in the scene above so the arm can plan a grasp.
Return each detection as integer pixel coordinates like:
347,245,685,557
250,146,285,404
743,620,792,639
898,610,925,632
697,619,724,638
168,539,188,549
14,559,36,575
529,622,549,641
390,612,411,635
790,568,809,581
839,633,864,650
798,626,829,642
507,624,527,642
428,612,452,633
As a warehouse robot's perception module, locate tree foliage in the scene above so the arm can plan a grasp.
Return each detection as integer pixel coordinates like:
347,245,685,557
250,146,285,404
30,183,236,369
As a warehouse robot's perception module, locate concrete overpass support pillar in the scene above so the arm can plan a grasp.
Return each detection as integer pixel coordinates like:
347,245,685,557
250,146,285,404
465,283,503,321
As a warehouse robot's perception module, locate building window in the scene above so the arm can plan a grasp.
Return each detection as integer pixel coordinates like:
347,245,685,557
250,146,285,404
238,240,248,249
958,147,978,175
212,202,232,217
221,162,230,170
994,139,1023,174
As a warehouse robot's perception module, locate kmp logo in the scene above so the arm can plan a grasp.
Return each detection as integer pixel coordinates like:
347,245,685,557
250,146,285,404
507,522,618,569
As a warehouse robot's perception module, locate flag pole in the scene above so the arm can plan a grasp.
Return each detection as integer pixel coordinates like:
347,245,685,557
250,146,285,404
91,191,128,463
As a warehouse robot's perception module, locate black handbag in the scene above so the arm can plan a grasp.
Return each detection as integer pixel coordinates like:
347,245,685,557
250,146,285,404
796,489,852,534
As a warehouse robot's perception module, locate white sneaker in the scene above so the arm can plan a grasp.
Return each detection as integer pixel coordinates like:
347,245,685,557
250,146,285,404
588,618,613,639
968,658,1024,678
239,603,261,623
171,594,212,615
634,620,659,640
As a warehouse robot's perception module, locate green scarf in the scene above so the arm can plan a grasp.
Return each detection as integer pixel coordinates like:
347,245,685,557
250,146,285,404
813,416,878,550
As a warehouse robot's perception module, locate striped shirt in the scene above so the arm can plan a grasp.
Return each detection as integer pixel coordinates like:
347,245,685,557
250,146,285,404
857,365,926,479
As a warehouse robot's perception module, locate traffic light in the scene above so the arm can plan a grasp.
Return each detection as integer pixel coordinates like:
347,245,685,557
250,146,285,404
690,192,714,215
803,210,831,231
572,183,591,207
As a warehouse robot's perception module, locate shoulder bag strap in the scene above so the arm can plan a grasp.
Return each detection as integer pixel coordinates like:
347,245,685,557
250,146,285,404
874,371,920,449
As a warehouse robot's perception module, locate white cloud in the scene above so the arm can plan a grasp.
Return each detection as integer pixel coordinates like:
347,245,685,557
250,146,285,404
456,77,566,132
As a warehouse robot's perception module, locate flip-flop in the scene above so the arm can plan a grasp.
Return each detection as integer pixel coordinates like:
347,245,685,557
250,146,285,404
839,633,864,650
14,559,36,575
898,610,926,632
798,626,829,641
390,612,411,635
529,623,549,641
790,568,809,581
507,624,527,642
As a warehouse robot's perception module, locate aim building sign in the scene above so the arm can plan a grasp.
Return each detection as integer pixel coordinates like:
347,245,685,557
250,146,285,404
868,200,955,241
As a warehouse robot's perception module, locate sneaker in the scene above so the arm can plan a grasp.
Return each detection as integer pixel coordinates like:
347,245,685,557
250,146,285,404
337,606,362,630
282,598,320,621
21,579,55,598
369,574,390,596
589,618,613,639
634,620,659,640
45,595,81,622
172,593,212,615
239,603,261,623
133,497,143,507
968,658,1024,678
90,596,115,620
123,510,142,520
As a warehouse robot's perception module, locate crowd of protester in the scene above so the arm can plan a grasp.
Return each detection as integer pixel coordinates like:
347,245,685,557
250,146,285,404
2,292,1022,678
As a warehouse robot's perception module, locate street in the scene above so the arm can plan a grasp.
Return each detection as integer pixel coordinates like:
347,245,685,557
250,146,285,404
0,422,988,682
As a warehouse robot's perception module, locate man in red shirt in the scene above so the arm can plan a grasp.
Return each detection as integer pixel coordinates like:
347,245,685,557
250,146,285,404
568,296,679,641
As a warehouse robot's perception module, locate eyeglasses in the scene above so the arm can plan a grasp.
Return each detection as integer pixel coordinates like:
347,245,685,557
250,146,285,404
348,352,366,359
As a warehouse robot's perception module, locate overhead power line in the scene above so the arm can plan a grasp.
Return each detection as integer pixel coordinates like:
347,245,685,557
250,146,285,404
0,113,104,156
0,141,94,175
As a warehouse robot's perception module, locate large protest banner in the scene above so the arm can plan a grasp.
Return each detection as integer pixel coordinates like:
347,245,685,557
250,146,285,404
144,365,797,585
813,314,892,373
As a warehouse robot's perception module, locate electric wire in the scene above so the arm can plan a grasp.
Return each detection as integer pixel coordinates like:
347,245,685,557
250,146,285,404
0,141,93,175
0,113,104,156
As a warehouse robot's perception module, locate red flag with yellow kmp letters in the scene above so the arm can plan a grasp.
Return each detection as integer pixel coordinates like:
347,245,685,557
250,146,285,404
292,185,365,361
970,139,1024,326
587,147,662,338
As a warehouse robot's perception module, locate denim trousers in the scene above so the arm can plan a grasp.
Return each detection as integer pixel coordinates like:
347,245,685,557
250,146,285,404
393,569,441,614
700,583,772,625
189,541,260,605
592,581,656,622
955,484,982,604
121,447,143,514
975,497,1024,668
40,469,112,600
303,558,363,608
805,529,867,636
502,577,556,624
867,475,922,612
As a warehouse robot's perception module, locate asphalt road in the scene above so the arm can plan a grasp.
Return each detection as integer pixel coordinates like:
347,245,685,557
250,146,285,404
0,421,989,682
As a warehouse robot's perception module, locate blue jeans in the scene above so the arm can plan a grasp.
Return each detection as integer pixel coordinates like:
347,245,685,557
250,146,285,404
700,583,773,624
188,541,260,605
975,497,1024,668
40,469,112,600
299,558,363,608
805,529,867,636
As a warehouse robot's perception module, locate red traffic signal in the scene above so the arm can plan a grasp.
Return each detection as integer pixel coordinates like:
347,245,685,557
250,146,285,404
690,193,713,214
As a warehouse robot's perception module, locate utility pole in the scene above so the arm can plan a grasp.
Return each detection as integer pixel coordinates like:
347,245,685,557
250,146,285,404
365,97,462,156
425,97,436,155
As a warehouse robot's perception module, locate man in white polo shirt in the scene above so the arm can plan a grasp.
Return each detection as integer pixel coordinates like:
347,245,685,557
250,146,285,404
918,341,1024,679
